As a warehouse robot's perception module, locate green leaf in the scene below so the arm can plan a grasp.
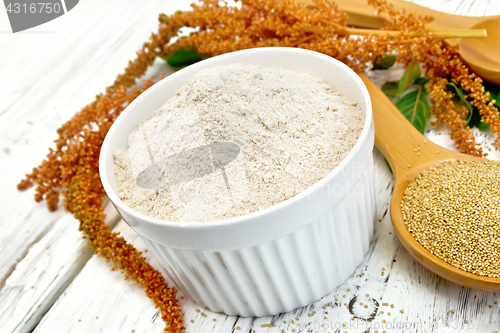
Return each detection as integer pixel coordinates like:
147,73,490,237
414,76,429,86
384,157,393,174
483,81,500,109
446,82,473,124
162,48,210,70
395,86,430,134
372,53,397,70
468,106,491,131
445,81,498,130
477,120,491,131
469,81,500,130
382,58,421,96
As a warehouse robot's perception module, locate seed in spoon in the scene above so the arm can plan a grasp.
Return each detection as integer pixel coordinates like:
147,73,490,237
401,160,500,277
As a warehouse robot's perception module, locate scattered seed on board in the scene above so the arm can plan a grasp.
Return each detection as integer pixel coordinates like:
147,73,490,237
401,160,500,277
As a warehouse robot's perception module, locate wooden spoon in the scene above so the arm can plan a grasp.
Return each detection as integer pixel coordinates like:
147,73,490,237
297,0,500,84
359,73,500,291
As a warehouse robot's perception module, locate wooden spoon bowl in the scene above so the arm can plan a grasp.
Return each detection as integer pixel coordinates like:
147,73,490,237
459,18,500,84
360,73,500,291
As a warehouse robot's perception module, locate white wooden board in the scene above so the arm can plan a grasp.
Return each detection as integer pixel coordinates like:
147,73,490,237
1,1,499,332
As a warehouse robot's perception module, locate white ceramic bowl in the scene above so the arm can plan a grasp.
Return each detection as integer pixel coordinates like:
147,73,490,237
100,47,375,317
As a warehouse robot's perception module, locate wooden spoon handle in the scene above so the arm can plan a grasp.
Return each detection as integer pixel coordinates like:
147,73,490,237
358,74,455,174
358,74,420,171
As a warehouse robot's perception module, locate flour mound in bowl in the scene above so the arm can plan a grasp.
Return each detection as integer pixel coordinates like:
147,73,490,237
113,63,364,222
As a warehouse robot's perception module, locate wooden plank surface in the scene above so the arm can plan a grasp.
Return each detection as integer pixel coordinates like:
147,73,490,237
1,0,499,333
0,1,189,332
